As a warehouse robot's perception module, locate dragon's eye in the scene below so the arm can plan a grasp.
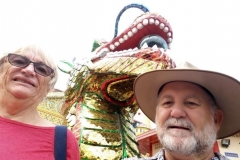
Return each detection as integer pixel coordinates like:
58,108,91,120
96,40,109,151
139,34,168,49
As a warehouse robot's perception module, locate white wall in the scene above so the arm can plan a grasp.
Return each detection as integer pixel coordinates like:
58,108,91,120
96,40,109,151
218,136,240,160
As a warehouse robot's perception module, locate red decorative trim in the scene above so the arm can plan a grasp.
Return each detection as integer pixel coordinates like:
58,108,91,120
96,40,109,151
213,141,220,152
101,75,135,106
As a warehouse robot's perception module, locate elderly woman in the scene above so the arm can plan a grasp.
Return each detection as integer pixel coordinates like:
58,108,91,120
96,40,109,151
0,45,80,159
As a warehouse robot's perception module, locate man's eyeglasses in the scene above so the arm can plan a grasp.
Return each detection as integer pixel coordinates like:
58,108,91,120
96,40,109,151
8,53,54,77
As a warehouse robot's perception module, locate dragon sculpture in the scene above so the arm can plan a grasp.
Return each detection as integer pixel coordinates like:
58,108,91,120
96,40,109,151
58,4,176,160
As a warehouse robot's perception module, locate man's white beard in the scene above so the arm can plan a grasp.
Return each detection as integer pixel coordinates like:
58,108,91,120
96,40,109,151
156,117,217,155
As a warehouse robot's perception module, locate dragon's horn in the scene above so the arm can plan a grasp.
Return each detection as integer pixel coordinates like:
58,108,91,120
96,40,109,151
113,3,150,38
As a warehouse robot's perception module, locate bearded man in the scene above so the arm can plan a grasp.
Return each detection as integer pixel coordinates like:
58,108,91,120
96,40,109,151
126,61,240,160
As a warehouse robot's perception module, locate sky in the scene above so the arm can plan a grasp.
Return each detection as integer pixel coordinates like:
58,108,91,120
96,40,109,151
1,0,240,91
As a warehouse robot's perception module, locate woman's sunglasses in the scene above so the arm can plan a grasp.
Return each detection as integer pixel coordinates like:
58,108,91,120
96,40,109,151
8,53,54,77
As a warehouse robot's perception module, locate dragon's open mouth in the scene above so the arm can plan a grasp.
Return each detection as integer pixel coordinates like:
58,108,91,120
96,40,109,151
92,11,173,63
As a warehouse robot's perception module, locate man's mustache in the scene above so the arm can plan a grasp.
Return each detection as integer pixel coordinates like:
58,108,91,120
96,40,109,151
164,118,194,131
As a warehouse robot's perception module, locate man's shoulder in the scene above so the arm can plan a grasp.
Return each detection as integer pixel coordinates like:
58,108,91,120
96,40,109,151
123,149,164,160
124,151,230,160
215,152,230,160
